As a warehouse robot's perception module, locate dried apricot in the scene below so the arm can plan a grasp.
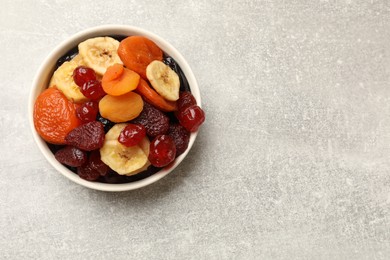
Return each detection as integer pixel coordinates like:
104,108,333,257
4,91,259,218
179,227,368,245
117,36,163,79
98,92,144,123
33,87,81,144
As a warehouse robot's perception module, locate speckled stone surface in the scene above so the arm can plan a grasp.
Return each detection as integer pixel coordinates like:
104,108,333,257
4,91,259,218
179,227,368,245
1,0,390,259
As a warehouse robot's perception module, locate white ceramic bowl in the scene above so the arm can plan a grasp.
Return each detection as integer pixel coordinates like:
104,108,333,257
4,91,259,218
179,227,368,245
28,25,201,192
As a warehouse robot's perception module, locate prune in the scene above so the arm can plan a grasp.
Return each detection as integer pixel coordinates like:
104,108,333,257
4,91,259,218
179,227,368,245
149,135,176,167
177,105,205,132
168,124,190,156
131,102,169,137
65,121,105,151
54,146,87,167
96,113,115,133
163,55,191,92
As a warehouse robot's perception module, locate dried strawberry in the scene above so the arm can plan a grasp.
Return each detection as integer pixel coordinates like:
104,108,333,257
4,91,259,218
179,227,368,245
168,124,190,156
131,102,169,137
54,146,87,167
65,121,105,151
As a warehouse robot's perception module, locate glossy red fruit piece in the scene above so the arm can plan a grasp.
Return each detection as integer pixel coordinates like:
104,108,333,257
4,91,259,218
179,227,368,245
54,146,87,167
65,121,105,151
81,80,106,100
118,124,146,147
177,91,197,111
177,105,205,132
168,124,190,156
76,101,99,123
73,66,96,87
149,135,176,167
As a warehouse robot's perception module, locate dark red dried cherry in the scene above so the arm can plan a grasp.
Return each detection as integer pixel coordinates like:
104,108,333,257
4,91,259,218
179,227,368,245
76,101,98,123
118,124,146,147
81,80,106,100
73,66,96,87
177,91,197,111
177,105,205,132
149,135,176,167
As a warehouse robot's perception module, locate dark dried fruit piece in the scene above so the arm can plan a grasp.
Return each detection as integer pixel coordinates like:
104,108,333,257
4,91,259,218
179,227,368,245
89,150,109,176
96,113,115,133
65,121,105,151
54,146,87,167
168,124,190,156
77,163,100,181
131,102,169,137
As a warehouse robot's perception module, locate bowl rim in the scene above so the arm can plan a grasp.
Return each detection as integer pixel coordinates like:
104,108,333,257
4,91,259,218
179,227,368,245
28,25,201,192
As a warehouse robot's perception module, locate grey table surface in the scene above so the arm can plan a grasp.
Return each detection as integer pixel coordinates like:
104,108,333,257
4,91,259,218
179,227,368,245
1,0,390,259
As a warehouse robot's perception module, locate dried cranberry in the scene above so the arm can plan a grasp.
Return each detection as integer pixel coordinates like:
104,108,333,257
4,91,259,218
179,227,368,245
65,121,105,151
54,146,87,167
77,163,100,181
81,80,106,100
177,105,205,132
118,124,146,147
177,91,197,111
89,150,109,176
73,66,96,87
168,124,190,156
76,101,98,123
132,102,169,137
149,135,176,167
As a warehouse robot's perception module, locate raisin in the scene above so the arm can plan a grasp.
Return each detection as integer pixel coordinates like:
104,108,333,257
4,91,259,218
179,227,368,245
168,124,190,156
131,102,169,137
54,146,87,167
65,121,105,151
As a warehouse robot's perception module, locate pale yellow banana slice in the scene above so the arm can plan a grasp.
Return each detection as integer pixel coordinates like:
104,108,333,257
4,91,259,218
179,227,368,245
49,55,88,103
146,60,180,101
78,37,122,76
100,124,149,175
125,137,151,176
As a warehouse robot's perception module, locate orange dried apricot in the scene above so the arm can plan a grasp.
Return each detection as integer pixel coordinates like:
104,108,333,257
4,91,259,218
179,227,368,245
34,87,81,144
98,92,144,123
102,64,140,96
117,36,163,79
